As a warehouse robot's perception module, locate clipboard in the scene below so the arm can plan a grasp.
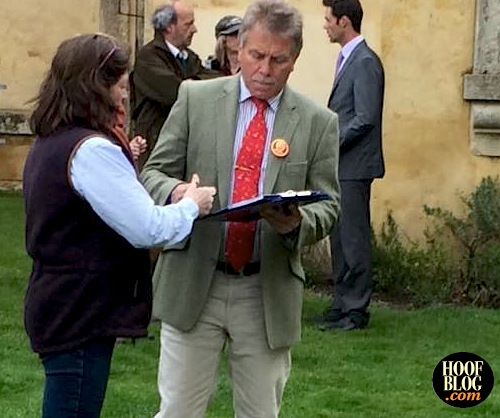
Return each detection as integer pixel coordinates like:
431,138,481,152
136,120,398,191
200,190,331,222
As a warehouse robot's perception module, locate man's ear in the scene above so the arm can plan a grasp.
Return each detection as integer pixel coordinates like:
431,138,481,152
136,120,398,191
340,15,351,29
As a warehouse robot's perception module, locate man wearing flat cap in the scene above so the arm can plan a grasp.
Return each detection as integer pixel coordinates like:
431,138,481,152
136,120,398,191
205,15,242,75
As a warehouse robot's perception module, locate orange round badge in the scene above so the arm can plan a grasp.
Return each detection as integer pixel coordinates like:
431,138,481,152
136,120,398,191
271,139,289,158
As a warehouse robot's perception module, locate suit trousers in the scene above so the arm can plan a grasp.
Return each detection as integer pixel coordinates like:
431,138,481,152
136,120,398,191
154,271,291,418
330,179,373,323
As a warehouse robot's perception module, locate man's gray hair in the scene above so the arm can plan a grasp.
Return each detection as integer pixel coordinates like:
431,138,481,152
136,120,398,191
238,0,303,57
151,4,177,32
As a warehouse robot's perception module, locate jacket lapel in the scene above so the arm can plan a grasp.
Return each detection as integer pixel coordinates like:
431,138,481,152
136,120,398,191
215,81,299,200
264,87,299,193
329,41,366,100
153,36,183,75
215,77,239,207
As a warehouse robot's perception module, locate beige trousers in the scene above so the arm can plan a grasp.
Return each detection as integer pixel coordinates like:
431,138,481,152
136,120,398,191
154,271,291,418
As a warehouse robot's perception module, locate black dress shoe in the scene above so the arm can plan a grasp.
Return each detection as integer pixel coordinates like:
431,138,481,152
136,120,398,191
308,308,345,325
319,316,359,332
348,311,370,329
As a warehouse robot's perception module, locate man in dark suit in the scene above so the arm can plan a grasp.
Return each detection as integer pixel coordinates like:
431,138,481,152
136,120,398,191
131,1,218,168
318,0,385,331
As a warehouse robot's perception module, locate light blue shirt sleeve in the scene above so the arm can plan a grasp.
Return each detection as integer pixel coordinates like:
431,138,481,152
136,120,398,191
70,136,199,248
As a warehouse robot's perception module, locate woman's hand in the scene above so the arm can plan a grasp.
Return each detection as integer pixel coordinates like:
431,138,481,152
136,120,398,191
129,135,147,160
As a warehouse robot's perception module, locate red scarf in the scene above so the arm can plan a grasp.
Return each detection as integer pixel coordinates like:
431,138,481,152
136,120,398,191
111,105,136,170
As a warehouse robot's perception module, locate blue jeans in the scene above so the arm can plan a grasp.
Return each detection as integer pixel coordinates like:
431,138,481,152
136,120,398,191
40,338,115,418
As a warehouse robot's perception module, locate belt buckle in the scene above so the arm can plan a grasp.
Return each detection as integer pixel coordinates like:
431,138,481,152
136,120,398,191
216,261,243,277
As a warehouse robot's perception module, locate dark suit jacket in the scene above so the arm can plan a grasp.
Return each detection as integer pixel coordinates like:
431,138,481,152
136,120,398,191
130,34,218,163
140,76,341,349
328,40,385,180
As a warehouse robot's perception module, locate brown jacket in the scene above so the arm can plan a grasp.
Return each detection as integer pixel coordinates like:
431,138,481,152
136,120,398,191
131,34,218,167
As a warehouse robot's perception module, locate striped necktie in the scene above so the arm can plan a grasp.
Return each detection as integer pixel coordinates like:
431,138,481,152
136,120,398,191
335,52,344,78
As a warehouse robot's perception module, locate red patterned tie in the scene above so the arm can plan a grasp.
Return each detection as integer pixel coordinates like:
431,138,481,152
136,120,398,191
225,97,268,271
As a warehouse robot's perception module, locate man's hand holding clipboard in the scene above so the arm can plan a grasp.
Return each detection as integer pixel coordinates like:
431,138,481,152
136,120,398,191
200,190,332,223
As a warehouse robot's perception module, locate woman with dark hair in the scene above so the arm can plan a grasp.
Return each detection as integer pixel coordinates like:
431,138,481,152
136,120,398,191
23,33,216,418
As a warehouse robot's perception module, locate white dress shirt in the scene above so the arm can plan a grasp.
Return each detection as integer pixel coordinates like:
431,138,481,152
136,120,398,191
166,41,188,60
229,77,282,200
338,34,364,73
221,78,283,261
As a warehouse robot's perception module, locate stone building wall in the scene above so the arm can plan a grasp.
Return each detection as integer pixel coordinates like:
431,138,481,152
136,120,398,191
1,0,497,238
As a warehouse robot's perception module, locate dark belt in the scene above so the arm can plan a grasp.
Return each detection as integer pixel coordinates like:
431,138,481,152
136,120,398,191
215,261,261,276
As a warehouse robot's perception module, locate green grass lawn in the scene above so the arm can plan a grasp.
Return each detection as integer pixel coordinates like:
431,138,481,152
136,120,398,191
1,192,499,417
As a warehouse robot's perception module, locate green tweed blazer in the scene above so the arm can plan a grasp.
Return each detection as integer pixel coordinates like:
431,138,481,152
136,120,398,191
141,75,340,349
